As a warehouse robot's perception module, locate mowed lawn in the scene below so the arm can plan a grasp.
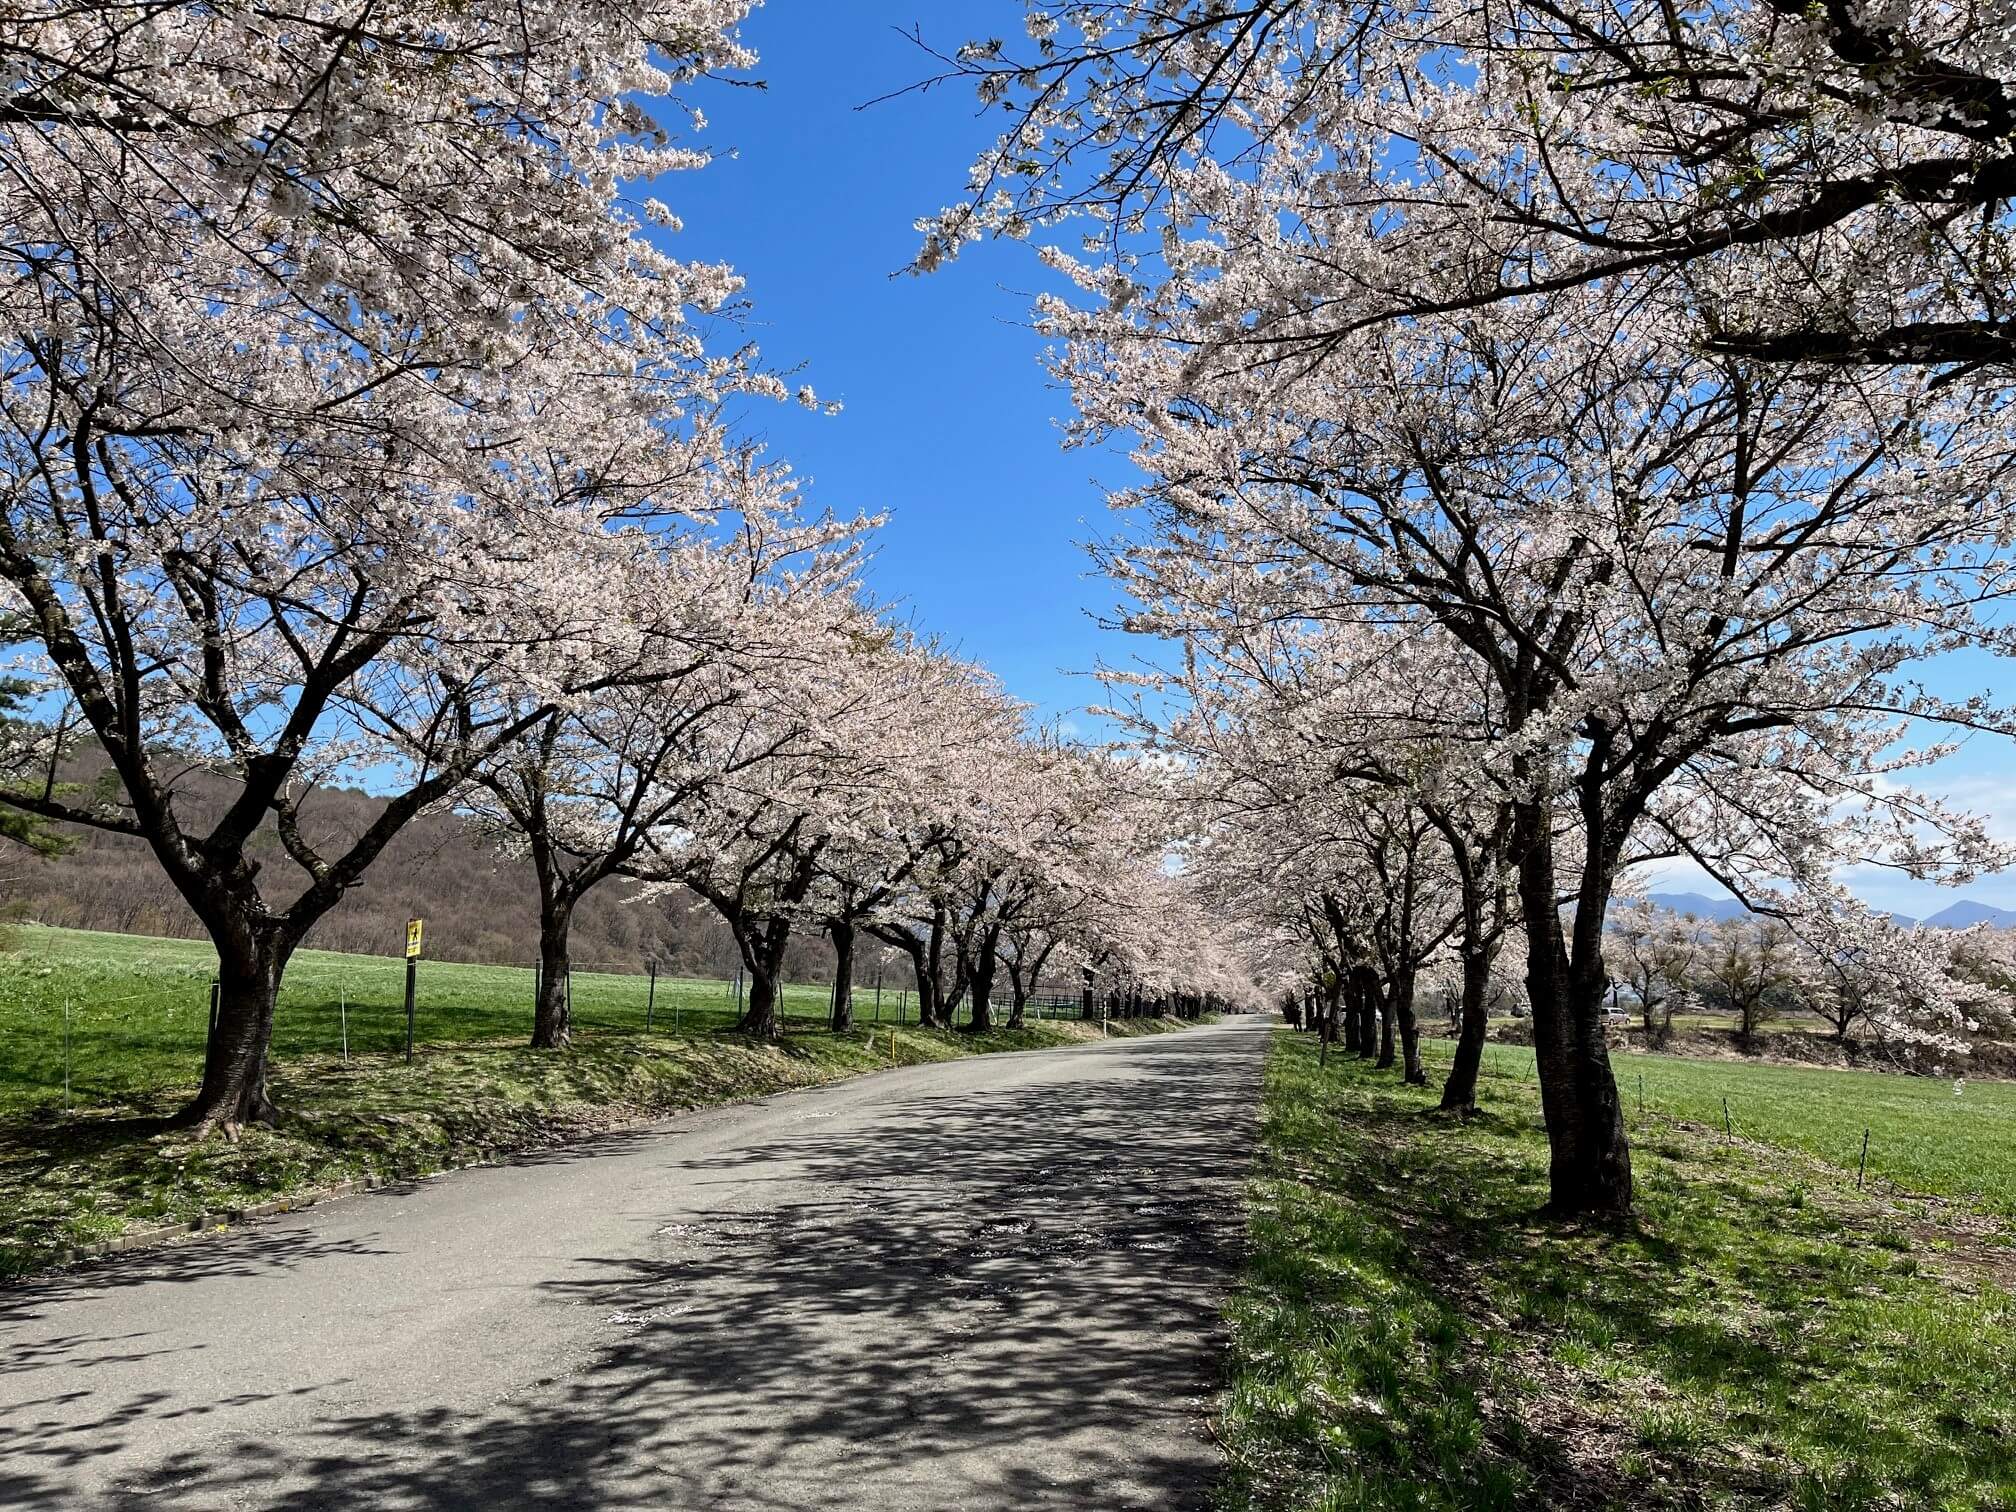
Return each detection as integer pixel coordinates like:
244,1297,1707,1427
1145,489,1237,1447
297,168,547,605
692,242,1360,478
1223,1032,2016,1511
0,925,951,1117
1428,1037,2016,1220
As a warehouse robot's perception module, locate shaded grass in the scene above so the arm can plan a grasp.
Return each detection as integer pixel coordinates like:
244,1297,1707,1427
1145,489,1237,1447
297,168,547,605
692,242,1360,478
0,994,1187,1278
0,924,1064,1116
1218,1030,2016,1510
1441,1038,2016,1220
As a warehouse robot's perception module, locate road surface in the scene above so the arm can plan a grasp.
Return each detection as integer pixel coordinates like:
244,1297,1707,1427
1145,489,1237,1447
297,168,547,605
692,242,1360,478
1,1016,1270,1510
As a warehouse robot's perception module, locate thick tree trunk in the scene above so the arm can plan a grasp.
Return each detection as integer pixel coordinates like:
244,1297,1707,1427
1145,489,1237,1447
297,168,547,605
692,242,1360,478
737,916,792,1039
1340,975,1363,1054
1374,980,1396,1068
1439,949,1493,1114
874,931,942,1028
1518,802,1633,1217
914,961,943,1028
945,946,971,1024
1351,966,1378,1059
967,930,998,1032
175,920,290,1129
531,897,576,1050
1393,968,1427,1085
922,906,952,1027
828,919,856,1033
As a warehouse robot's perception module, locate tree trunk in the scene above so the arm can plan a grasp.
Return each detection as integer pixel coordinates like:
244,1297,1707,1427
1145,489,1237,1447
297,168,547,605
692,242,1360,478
922,906,953,1027
1351,966,1378,1059
1439,948,1493,1113
1375,986,1395,1068
967,929,998,1032
1393,968,1427,1086
1340,975,1363,1054
531,896,576,1050
828,919,855,1033
1518,801,1633,1217
737,916,792,1039
175,920,290,1129
945,944,971,1024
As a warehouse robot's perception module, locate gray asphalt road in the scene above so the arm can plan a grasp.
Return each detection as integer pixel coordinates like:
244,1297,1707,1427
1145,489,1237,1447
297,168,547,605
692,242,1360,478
1,1016,1271,1511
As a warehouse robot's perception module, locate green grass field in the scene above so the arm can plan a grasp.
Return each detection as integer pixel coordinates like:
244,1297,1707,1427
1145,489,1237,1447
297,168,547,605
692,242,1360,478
1437,1037,2016,1219
0,925,1034,1117
1220,1032,2016,1511
0,925,1166,1275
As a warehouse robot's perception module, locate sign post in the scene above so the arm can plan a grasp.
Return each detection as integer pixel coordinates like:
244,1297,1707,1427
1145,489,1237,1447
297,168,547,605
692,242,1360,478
404,918,424,1064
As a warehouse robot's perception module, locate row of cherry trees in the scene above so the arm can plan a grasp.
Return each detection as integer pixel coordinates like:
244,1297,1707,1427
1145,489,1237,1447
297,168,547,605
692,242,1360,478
930,0,2016,1216
0,3,1253,1135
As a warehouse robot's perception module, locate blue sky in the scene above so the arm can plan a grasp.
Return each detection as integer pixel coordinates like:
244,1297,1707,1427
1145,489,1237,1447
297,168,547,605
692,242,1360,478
660,3,1130,732
656,3,2016,918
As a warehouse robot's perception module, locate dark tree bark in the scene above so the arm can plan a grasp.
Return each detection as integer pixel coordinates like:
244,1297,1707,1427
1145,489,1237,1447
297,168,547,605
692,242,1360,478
1517,796,1633,1218
1375,987,1395,1069
184,922,292,1128
1004,934,1055,1029
532,891,576,1049
1438,946,1493,1114
1352,966,1379,1060
1391,966,1427,1086
868,922,942,1028
734,914,793,1038
828,918,855,1033
964,923,1003,1032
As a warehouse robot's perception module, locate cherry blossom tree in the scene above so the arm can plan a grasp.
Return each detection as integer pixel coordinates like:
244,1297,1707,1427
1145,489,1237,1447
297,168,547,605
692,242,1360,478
1042,272,2016,1212
927,2,2016,370
1610,901,1704,1050
0,0,804,1128
461,507,872,1049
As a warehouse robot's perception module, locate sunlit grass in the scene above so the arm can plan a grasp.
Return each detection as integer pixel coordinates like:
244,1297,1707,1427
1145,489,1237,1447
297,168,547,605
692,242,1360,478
1218,1032,2016,1510
1432,1037,2016,1219
0,924,1172,1275
0,924,1040,1117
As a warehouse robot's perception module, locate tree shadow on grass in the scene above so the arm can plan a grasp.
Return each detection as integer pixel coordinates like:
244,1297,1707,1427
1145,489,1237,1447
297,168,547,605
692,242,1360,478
1247,1061,2016,1510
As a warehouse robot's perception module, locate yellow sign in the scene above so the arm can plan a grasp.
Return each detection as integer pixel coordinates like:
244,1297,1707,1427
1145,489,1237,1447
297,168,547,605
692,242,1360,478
405,918,424,960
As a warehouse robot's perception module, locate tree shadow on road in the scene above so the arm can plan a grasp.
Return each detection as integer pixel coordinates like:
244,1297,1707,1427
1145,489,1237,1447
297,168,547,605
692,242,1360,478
5,1026,1271,1511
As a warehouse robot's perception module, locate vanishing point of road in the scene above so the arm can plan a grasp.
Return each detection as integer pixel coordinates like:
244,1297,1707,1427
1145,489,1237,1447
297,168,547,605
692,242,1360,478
2,1016,1270,1510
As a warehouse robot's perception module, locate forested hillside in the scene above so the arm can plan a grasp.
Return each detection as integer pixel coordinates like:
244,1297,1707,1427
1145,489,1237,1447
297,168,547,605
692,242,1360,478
1,760,838,981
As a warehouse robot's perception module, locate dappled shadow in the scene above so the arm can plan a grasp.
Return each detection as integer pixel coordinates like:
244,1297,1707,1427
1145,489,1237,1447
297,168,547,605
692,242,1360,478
1266,1061,2014,1508
1,1022,1271,1510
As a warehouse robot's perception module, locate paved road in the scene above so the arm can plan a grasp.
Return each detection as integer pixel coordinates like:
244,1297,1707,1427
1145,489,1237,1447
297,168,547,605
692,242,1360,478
1,1017,1270,1510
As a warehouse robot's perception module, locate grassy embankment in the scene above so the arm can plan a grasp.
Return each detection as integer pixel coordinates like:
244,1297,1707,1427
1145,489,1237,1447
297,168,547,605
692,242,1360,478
1219,1031,2016,1511
0,926,1167,1277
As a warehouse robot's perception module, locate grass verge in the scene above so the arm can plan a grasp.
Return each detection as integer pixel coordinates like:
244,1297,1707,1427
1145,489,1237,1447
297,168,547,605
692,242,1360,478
1,1014,1187,1279
1,924,1049,1116
1218,1030,2016,1511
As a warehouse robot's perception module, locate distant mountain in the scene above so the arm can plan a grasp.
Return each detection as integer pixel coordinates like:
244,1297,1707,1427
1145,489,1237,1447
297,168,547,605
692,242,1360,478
1620,891,2016,930
1636,891,1754,923
1921,900,2016,930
